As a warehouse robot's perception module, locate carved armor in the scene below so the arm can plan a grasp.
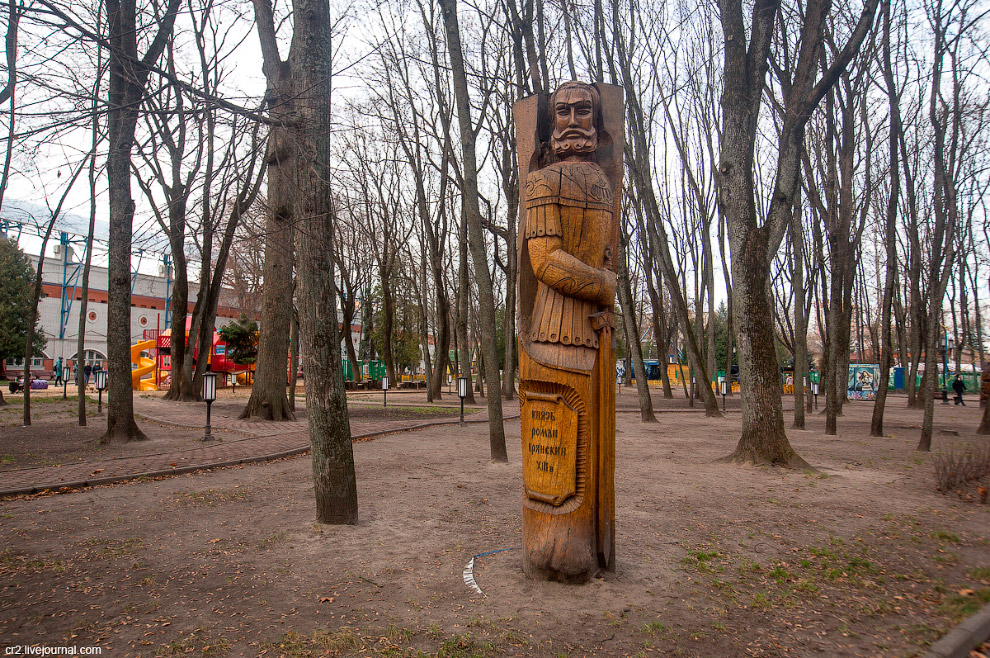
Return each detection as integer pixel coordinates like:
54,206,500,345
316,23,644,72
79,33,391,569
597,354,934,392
525,161,615,353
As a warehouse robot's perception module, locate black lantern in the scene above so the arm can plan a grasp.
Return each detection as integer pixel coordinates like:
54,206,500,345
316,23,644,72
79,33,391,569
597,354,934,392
719,377,728,413
202,371,217,441
457,376,469,425
811,380,820,410
382,375,389,410
94,369,108,416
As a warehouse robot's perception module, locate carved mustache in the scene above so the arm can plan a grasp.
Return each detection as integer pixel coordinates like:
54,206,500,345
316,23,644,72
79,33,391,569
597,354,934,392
553,127,596,140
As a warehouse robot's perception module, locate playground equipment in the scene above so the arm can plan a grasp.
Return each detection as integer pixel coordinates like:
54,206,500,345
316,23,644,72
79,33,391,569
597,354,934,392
149,320,252,389
130,339,158,391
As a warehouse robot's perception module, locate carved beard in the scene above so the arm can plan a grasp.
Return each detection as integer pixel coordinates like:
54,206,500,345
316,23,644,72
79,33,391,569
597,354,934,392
551,127,598,157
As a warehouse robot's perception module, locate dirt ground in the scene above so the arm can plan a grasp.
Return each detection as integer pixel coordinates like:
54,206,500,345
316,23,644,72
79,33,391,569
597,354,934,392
1,390,989,658
0,387,471,470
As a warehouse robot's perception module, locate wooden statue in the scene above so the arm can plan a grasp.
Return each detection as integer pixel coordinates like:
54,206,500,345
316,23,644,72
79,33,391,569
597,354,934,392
516,81,623,582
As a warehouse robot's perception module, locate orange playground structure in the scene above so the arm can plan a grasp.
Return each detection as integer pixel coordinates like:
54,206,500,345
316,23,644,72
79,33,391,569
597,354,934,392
131,339,158,391
130,318,251,391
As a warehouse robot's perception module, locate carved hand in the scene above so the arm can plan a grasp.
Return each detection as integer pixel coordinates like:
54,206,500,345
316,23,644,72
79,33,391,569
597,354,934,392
529,236,616,307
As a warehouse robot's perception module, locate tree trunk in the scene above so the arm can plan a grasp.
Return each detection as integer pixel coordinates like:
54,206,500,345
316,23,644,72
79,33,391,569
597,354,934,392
103,0,180,443
289,309,299,411
455,182,476,406
617,233,657,422
290,0,357,522
244,0,296,422
791,193,807,430
241,207,295,420
23,215,58,426
871,0,899,438
439,0,506,462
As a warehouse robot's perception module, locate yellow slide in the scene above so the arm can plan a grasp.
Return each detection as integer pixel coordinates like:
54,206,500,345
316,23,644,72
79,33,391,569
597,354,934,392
131,339,158,391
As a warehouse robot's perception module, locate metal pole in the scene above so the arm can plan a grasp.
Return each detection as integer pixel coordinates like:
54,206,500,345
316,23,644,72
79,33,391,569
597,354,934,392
204,401,213,441
460,398,464,425
97,390,103,415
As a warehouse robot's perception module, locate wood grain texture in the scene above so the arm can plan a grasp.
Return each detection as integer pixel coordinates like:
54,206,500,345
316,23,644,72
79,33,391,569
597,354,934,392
515,82,622,583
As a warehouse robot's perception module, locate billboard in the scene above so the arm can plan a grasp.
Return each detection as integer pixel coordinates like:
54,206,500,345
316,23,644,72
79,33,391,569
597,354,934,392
848,364,881,400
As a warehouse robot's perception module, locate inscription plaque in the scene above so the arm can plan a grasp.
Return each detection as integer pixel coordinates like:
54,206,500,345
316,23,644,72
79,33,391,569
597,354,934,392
521,392,578,505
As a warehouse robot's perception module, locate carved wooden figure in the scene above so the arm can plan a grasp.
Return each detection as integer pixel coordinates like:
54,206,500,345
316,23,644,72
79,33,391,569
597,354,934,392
516,81,623,582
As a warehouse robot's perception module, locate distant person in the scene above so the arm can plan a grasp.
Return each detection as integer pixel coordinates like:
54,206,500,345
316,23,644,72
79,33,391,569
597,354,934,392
952,374,967,406
83,363,92,387
54,357,63,386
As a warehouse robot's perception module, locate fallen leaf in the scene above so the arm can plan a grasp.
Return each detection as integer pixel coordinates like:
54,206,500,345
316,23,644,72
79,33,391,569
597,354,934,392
319,597,334,603
958,588,976,597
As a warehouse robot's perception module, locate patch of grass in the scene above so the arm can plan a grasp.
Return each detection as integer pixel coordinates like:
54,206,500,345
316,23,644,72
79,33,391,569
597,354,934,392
965,566,990,581
642,621,669,636
933,552,959,565
750,591,771,609
939,588,990,621
681,548,724,574
767,565,792,584
437,633,496,658
260,629,362,657
930,530,962,544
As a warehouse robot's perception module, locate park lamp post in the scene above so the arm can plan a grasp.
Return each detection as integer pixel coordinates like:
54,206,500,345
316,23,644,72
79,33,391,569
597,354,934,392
812,380,820,410
457,376,468,425
94,369,107,416
719,377,728,413
382,375,389,411
202,371,217,441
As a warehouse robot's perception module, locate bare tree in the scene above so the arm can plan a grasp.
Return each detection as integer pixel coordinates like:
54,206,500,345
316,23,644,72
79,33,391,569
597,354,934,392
101,0,181,443
439,0,507,462
716,0,879,465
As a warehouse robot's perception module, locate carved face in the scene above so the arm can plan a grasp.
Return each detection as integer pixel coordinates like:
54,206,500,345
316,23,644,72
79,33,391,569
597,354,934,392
550,84,598,159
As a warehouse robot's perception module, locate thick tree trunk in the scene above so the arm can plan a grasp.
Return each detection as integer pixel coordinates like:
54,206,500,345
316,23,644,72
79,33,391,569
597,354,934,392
241,206,294,420
103,0,179,443
979,387,990,434
291,0,357,523
439,0,506,462
244,0,295,421
726,242,809,467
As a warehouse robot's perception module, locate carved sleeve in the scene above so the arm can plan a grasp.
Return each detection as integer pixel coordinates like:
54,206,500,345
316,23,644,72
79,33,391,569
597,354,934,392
528,235,616,307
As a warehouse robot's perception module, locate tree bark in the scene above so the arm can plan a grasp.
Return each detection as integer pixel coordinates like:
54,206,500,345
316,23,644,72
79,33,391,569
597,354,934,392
717,0,878,465
439,0,506,462
103,0,180,443
244,0,296,421
291,0,357,522
870,0,899,438
618,231,657,422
